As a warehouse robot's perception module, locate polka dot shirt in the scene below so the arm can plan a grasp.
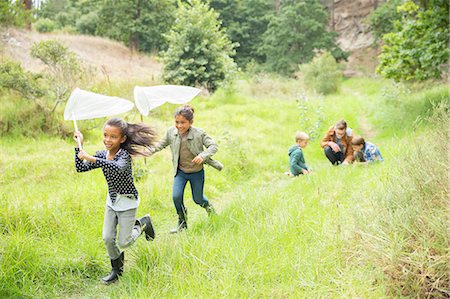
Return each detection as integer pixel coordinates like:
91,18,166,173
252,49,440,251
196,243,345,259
75,148,138,202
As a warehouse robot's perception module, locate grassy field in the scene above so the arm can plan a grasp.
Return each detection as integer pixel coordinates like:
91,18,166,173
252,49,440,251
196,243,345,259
0,77,448,298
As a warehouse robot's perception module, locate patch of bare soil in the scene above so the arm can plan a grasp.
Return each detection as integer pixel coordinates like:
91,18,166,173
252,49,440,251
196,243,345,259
0,28,162,82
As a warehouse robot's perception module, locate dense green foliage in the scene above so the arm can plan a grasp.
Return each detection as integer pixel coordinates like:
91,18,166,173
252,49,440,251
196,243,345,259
0,0,32,27
299,51,342,95
38,0,175,52
34,18,58,33
377,0,449,81
367,0,402,42
0,60,44,99
162,0,236,91
33,0,344,75
30,40,87,111
210,0,273,66
260,0,346,75
96,0,176,52
1,76,448,297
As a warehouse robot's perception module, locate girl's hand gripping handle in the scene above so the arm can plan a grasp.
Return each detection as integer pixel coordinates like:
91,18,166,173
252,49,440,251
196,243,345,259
73,131,84,149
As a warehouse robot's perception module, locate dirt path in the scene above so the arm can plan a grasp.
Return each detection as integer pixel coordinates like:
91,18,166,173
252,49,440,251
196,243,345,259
344,87,378,138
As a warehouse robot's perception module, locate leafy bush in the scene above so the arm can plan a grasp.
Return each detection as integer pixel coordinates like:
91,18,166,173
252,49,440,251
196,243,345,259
260,0,346,75
34,18,57,33
0,0,32,27
55,11,77,29
0,60,45,99
367,0,402,43
299,51,342,95
31,40,87,111
377,1,449,81
296,92,324,140
162,0,236,92
76,12,98,35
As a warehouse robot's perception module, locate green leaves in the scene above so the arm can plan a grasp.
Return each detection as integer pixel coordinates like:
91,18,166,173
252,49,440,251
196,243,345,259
0,60,45,100
260,0,345,75
377,0,449,82
162,0,236,91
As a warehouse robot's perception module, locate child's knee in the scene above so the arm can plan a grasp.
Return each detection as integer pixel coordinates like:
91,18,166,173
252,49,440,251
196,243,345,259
118,239,133,249
103,234,116,246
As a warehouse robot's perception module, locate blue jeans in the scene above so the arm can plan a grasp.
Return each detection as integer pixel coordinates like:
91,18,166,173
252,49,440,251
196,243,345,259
173,168,209,216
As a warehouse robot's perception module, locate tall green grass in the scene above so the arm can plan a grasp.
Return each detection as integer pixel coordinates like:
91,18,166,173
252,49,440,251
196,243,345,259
0,77,448,298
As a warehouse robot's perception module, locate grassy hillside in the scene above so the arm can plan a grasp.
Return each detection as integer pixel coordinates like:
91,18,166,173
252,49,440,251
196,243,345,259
0,77,448,298
0,27,162,81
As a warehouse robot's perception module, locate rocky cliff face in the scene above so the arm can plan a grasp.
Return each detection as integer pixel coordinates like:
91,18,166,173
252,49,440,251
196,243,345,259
323,0,385,51
321,0,385,74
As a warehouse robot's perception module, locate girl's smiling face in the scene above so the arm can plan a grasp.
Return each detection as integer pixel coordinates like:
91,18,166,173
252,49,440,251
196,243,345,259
103,125,126,152
175,114,192,135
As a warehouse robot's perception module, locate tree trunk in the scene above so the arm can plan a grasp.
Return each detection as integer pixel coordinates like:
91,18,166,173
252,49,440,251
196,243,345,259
129,0,141,52
22,0,32,30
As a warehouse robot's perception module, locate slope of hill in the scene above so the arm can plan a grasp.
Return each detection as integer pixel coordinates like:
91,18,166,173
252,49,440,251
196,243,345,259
0,28,162,82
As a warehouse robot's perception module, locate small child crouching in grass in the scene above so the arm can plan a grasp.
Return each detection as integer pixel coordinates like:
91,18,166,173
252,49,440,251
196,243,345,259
351,136,384,164
286,132,312,176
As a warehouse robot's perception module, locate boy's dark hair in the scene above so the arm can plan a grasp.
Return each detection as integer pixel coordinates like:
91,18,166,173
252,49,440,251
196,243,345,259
105,117,157,157
174,104,195,121
334,119,347,130
351,136,365,146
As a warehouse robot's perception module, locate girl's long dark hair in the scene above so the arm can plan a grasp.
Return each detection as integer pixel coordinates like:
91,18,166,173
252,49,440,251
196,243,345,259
105,118,157,157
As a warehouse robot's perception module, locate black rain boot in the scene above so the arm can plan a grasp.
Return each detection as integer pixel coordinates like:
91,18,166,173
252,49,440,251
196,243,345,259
101,251,124,285
170,211,187,234
203,202,216,216
136,214,155,241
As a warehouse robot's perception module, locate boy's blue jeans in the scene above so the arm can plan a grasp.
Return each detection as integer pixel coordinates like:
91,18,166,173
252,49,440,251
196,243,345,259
173,168,209,216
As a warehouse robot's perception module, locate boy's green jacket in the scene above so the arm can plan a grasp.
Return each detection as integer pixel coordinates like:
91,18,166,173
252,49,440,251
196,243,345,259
288,145,308,176
153,126,223,176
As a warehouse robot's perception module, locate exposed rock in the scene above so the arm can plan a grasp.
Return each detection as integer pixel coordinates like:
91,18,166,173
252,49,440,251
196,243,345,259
325,0,385,51
322,0,385,75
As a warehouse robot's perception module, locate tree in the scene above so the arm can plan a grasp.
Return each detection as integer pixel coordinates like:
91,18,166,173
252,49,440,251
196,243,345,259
0,0,32,28
368,0,402,43
210,0,273,66
377,0,449,81
260,0,346,75
162,0,236,91
31,40,86,111
96,0,176,52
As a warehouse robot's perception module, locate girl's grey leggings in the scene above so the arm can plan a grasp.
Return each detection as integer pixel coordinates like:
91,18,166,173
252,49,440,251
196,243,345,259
102,206,141,260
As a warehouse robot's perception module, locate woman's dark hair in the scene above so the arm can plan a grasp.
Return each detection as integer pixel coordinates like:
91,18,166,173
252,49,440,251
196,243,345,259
105,117,157,157
174,104,194,121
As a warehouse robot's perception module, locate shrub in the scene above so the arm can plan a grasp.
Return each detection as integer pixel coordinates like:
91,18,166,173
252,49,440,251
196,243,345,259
0,60,45,99
76,12,98,35
299,51,342,95
296,92,324,140
367,0,402,43
30,40,87,111
377,1,449,81
34,18,57,33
